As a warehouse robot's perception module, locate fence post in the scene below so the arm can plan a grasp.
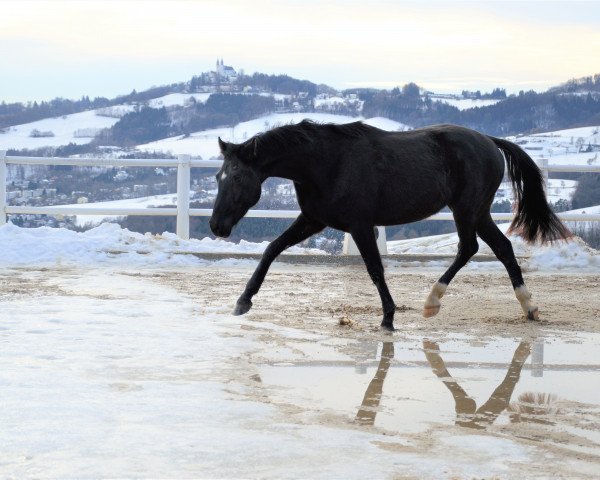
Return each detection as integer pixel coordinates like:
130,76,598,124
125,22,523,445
0,151,6,226
343,227,387,255
176,154,191,240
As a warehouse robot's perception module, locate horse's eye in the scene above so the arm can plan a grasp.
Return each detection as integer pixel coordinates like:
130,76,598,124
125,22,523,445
234,174,242,184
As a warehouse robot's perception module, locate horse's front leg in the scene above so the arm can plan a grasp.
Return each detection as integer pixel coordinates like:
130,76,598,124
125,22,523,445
351,226,396,331
233,214,324,315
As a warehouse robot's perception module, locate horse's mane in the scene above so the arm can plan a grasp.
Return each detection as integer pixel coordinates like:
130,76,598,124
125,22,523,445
240,119,377,157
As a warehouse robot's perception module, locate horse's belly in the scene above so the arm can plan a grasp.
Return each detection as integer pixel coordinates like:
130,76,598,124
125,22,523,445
375,192,447,226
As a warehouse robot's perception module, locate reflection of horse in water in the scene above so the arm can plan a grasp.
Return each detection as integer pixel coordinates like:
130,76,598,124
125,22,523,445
423,340,530,429
355,342,395,425
354,340,532,429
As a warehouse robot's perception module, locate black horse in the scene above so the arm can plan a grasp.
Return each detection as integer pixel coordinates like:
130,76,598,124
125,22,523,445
209,121,570,331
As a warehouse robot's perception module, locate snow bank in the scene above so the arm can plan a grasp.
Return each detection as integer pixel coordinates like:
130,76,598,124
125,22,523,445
0,223,324,267
1,221,597,271
388,221,600,271
527,238,600,270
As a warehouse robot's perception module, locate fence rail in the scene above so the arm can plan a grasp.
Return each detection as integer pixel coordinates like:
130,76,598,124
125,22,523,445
1,151,600,254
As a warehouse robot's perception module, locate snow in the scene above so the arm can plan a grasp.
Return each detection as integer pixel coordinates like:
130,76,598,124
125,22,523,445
313,95,347,107
491,125,600,204
435,98,502,110
146,92,294,109
508,125,600,167
147,92,211,108
364,116,410,132
136,112,410,159
387,217,600,272
495,178,578,204
0,108,136,150
565,203,600,215
0,217,597,271
0,222,325,268
58,194,181,227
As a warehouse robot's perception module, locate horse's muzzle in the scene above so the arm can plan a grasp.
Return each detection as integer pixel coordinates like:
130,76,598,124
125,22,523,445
209,219,231,238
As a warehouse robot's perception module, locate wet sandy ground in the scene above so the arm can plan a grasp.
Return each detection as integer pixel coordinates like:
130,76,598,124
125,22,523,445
161,262,600,342
2,264,600,478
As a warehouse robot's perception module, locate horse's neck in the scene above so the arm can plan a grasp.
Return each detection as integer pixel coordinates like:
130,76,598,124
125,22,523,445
259,149,316,184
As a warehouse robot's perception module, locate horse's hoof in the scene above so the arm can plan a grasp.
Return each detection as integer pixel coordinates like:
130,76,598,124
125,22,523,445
380,322,396,332
527,307,539,321
233,300,252,316
422,305,440,318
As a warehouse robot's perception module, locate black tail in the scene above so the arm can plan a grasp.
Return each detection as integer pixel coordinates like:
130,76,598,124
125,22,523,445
489,136,571,244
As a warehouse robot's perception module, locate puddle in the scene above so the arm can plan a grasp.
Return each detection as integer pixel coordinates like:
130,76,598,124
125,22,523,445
257,333,600,447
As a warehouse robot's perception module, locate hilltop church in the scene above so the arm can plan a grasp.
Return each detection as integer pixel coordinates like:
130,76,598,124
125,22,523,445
215,59,237,81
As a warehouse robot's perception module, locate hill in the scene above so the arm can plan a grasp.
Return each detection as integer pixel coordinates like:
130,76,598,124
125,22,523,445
3,67,600,156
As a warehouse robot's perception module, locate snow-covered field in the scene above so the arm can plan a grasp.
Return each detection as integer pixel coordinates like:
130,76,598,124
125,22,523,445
147,92,291,109
59,194,181,227
495,178,578,204
147,92,212,108
435,98,502,110
507,125,600,167
0,109,135,150
490,125,600,204
136,112,409,159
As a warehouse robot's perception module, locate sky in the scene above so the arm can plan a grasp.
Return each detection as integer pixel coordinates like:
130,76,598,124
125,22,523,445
1,0,600,103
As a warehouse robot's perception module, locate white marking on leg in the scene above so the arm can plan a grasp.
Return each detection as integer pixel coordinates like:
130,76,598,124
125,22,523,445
423,282,447,317
515,285,538,319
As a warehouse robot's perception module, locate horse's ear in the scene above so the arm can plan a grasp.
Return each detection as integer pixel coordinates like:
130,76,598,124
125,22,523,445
218,137,232,155
237,137,259,163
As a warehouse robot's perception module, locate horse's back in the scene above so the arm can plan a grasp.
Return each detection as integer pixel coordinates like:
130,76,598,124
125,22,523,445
297,123,506,229
367,125,505,225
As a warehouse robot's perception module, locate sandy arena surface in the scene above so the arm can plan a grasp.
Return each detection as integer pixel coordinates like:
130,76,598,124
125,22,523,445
161,263,600,342
2,263,599,478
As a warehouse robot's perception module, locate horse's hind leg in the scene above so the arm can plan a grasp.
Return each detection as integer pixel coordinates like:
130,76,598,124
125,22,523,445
352,226,396,331
423,219,479,318
476,215,539,320
233,214,324,315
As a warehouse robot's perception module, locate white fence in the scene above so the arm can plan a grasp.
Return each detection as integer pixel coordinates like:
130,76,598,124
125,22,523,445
1,151,600,254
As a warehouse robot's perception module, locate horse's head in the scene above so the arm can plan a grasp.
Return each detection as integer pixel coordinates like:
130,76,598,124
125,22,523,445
209,137,262,238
